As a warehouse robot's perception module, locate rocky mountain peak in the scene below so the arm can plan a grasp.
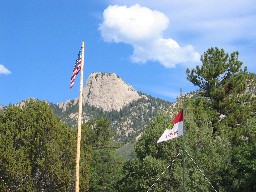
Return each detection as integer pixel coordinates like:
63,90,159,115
82,72,142,111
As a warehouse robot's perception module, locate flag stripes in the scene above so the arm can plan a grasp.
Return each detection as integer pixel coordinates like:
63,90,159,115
70,49,82,89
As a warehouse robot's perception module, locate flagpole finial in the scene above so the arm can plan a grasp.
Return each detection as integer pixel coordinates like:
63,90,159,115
81,41,85,49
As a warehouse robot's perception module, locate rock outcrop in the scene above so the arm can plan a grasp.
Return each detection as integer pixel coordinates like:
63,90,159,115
82,72,142,111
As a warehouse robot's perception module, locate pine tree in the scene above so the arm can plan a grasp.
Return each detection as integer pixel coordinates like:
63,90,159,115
0,99,90,191
82,117,124,191
186,47,255,130
118,98,230,192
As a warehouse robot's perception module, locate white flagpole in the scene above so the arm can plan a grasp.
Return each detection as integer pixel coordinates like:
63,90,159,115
75,41,84,192
180,88,185,192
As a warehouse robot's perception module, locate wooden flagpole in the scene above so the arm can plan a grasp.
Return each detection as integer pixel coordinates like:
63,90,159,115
75,41,84,192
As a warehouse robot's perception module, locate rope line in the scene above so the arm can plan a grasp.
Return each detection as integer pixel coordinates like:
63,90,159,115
146,150,218,192
147,152,181,192
185,150,218,192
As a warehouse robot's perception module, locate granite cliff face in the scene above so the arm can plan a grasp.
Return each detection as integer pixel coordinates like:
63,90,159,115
53,72,172,143
83,72,142,111
57,72,143,113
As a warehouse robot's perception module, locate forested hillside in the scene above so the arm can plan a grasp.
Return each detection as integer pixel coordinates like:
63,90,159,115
50,93,171,144
0,47,255,191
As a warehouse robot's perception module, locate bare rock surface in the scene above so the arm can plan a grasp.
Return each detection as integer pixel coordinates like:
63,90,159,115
82,72,142,111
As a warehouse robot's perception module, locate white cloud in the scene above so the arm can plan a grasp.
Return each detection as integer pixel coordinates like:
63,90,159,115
99,4,169,42
107,0,256,70
0,64,11,75
99,4,200,68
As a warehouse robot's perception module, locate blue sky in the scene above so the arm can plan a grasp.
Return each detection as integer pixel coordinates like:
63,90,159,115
1,0,256,106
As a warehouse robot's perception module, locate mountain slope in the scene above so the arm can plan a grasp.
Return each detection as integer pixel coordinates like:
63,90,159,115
51,72,172,143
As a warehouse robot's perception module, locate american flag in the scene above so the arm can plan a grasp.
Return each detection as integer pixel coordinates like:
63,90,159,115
70,49,82,89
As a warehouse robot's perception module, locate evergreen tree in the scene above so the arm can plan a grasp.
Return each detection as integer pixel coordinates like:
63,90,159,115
82,117,124,192
186,47,245,99
220,116,256,192
118,98,230,191
186,47,255,130
186,47,256,191
118,47,256,191
0,99,90,191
